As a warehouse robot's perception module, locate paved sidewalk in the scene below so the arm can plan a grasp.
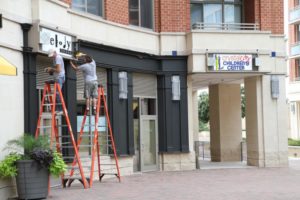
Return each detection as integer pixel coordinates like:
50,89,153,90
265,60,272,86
50,163,300,200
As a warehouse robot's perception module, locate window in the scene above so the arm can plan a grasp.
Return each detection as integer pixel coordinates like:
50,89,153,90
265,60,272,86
296,59,300,81
129,0,153,29
72,0,103,17
297,25,300,42
191,0,242,28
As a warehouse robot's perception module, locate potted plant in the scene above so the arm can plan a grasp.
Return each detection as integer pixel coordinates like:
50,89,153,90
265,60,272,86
0,134,67,200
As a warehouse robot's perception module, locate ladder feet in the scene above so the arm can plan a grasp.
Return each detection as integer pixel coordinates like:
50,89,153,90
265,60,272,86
63,177,90,188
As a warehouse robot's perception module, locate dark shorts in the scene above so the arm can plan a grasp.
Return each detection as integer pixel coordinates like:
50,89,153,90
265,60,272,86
84,80,98,98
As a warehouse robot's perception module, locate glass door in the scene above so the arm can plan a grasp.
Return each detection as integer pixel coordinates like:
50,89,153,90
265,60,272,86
140,116,157,171
140,98,158,171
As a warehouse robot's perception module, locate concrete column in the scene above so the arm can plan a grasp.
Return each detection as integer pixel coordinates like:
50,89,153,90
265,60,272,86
245,75,288,167
209,84,242,162
193,90,199,142
244,76,265,167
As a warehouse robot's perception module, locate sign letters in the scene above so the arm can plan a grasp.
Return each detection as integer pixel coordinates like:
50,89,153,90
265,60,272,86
212,54,253,71
39,27,73,58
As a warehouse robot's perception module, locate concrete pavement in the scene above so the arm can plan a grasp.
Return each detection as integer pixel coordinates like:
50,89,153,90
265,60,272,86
49,161,300,200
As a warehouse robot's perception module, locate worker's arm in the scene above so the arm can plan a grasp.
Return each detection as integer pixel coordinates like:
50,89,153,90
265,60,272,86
45,64,61,73
69,60,79,71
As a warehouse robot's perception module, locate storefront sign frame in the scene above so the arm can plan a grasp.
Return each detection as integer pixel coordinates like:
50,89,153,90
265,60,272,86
208,54,254,72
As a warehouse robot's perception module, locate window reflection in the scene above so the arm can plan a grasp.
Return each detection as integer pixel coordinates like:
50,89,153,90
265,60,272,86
129,0,153,29
72,0,103,17
190,0,242,29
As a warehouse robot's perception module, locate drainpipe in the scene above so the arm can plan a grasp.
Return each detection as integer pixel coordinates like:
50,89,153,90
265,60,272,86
21,23,38,135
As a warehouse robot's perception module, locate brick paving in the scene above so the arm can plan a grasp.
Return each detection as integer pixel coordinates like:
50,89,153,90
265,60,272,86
50,161,300,200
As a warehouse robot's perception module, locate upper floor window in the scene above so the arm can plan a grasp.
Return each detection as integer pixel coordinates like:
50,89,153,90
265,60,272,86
191,0,242,28
129,0,153,29
72,0,103,17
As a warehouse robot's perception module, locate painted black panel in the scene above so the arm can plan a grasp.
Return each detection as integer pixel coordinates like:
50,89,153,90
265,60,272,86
62,61,77,159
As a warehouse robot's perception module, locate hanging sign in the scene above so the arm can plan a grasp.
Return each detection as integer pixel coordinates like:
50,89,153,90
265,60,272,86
39,27,73,58
212,54,253,71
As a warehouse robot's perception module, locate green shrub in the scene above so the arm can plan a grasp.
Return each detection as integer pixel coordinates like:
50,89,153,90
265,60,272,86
49,151,67,177
0,153,21,178
288,138,300,146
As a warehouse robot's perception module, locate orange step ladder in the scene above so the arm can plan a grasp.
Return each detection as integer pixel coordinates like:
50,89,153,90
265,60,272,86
67,85,121,187
35,81,89,189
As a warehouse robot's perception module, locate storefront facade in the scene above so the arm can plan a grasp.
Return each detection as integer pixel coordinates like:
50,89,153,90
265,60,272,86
0,0,287,198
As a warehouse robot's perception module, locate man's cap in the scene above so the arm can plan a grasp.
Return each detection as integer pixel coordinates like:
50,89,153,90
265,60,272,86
48,49,56,57
75,52,86,58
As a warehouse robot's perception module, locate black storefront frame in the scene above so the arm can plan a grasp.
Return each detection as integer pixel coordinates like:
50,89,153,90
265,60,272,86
77,40,189,154
22,26,190,156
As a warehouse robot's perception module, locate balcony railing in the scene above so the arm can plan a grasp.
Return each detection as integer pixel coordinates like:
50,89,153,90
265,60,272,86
291,42,300,57
192,22,260,31
290,6,300,24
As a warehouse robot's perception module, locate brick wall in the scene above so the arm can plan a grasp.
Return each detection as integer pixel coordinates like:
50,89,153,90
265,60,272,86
158,0,190,32
256,0,284,34
59,0,283,34
105,0,129,25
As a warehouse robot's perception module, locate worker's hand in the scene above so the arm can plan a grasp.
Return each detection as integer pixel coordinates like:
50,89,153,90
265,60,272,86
45,67,53,75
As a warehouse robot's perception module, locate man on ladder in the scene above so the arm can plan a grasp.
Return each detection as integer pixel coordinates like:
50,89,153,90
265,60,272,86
45,49,65,113
70,53,98,114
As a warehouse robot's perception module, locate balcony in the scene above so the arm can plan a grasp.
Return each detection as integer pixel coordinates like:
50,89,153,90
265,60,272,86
288,80,300,101
291,42,300,58
290,6,300,24
192,22,260,31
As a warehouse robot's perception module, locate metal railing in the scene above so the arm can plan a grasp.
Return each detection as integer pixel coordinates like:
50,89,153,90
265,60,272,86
195,141,247,161
192,22,260,31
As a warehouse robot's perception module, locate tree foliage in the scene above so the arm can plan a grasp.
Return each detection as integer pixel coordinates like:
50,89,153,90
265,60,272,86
198,92,209,123
198,87,246,127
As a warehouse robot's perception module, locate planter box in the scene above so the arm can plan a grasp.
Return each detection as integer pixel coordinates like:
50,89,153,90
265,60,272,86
16,160,49,200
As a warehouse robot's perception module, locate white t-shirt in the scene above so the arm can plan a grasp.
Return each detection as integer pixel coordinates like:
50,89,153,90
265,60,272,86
53,55,65,80
78,60,97,83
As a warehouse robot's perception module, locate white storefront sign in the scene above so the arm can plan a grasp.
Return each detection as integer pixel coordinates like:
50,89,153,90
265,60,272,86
39,27,73,58
212,54,253,71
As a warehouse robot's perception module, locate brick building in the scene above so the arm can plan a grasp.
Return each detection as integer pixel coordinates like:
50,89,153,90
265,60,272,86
288,0,300,139
0,0,287,198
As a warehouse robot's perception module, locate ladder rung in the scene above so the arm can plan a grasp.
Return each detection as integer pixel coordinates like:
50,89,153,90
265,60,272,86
99,164,117,166
66,166,79,169
100,173,118,175
60,142,72,145
57,146,75,148
43,103,62,106
56,135,71,138
57,124,69,127
38,126,52,129
37,124,68,129
78,134,110,137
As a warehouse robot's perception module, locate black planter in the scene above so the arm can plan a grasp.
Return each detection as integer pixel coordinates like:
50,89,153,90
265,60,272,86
16,160,49,200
